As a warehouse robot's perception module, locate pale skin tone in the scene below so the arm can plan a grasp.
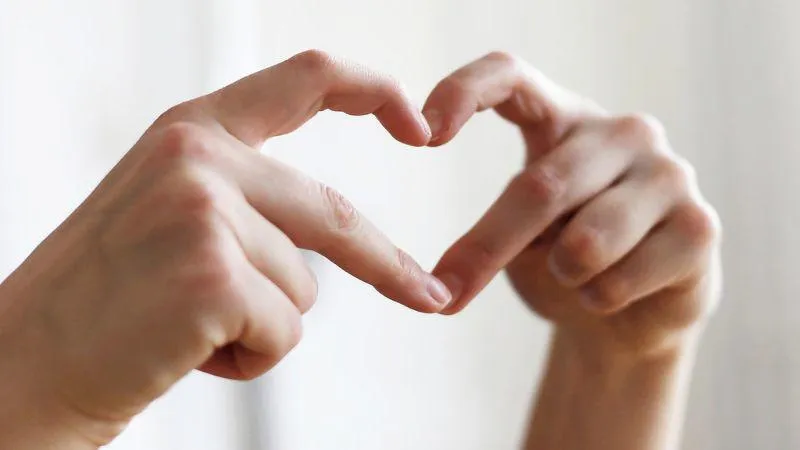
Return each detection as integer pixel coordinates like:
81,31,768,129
423,53,721,450
0,50,721,450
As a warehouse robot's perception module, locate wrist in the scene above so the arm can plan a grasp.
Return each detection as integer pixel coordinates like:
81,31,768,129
553,317,705,366
525,327,699,450
0,280,97,450
547,326,697,392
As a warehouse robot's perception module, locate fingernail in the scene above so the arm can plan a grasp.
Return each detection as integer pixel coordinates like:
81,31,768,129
435,272,463,305
417,109,432,138
426,275,452,307
422,109,443,143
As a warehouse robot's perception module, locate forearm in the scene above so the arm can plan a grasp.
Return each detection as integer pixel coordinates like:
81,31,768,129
0,280,96,450
0,357,95,449
523,328,698,450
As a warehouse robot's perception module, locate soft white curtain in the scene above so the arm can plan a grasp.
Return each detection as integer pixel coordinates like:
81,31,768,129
0,1,796,449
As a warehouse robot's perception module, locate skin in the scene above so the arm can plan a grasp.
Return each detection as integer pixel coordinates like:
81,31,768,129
0,50,451,449
423,52,722,450
0,50,721,450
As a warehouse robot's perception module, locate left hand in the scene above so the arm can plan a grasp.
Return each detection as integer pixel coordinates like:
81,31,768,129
425,52,721,355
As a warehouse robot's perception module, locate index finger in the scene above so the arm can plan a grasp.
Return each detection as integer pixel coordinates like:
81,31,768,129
423,53,611,314
422,51,604,149
206,49,432,148
232,152,453,314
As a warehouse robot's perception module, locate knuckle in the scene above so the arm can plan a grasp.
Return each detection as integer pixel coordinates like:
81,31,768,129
320,184,360,233
673,155,698,184
233,308,304,381
173,170,222,219
180,302,234,355
586,275,631,313
289,49,336,74
152,101,196,127
514,164,565,205
675,202,721,246
169,179,233,289
188,231,235,290
152,121,216,165
178,268,240,350
613,113,666,148
254,311,303,372
554,226,604,279
485,50,520,67
650,154,695,192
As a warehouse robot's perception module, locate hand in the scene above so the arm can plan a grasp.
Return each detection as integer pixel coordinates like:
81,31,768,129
425,52,721,356
0,50,451,449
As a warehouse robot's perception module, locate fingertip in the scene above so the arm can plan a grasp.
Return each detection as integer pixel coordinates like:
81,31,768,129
426,275,453,308
417,108,433,143
377,109,432,147
422,108,457,147
422,109,443,144
432,271,471,314
438,293,475,315
405,108,435,147
438,302,467,315
372,282,445,314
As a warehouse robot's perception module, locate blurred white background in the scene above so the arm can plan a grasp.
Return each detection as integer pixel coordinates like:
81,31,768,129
1,0,798,449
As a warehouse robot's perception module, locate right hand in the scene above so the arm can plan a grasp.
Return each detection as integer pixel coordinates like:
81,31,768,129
0,50,450,448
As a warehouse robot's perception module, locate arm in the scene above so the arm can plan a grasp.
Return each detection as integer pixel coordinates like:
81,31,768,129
419,52,721,450
0,50,447,449
524,330,697,450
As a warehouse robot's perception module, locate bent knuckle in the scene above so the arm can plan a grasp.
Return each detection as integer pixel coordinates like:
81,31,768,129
613,113,666,148
188,231,236,290
672,155,698,185
152,121,216,165
586,275,631,313
485,50,520,67
650,154,694,193
514,164,565,205
554,226,604,279
152,101,196,127
253,312,303,373
172,170,222,220
675,202,721,247
289,49,337,75
170,184,234,288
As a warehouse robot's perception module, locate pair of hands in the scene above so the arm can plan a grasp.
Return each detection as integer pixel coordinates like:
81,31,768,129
0,50,721,448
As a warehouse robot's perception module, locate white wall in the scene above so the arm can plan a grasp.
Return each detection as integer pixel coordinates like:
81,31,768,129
1,1,796,449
